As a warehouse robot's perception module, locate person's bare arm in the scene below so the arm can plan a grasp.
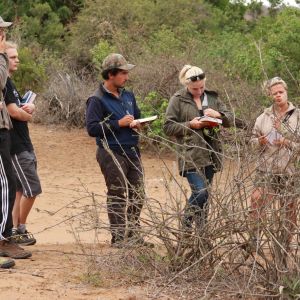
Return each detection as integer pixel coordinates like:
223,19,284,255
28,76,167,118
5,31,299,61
7,103,32,121
21,103,35,114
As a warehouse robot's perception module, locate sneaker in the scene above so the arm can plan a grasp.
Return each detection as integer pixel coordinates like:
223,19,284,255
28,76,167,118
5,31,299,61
11,230,36,246
0,240,32,259
0,257,15,269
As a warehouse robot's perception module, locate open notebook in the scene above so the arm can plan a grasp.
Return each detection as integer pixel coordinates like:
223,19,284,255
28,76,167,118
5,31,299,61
137,115,158,124
198,115,222,124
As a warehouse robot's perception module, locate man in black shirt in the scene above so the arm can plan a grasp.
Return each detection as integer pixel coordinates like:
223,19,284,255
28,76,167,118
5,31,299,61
0,20,31,267
3,41,41,246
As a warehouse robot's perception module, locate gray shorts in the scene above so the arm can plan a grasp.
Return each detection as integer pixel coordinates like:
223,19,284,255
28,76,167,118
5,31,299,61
11,150,42,198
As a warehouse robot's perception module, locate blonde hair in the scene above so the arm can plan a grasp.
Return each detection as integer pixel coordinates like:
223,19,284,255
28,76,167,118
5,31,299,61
179,64,205,86
263,77,287,95
5,41,18,51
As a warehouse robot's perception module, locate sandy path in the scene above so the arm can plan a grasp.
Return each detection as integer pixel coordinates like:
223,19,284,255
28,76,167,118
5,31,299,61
0,124,178,299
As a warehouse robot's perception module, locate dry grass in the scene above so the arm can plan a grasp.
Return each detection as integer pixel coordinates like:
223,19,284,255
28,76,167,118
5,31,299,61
33,64,299,298
35,70,94,127
64,121,300,299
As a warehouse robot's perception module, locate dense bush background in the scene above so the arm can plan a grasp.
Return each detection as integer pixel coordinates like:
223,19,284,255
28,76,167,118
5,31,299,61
1,0,300,128
2,2,300,297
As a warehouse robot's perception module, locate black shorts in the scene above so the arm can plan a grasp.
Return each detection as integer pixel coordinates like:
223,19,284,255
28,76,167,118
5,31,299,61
11,150,42,198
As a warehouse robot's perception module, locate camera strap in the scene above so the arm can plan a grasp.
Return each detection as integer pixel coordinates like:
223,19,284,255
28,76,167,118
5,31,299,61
282,108,295,124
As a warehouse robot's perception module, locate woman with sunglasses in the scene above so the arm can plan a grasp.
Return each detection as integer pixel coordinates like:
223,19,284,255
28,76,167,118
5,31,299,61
164,65,233,231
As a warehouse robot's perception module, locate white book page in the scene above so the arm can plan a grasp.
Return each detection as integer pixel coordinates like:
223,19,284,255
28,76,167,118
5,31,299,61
266,128,282,144
137,115,158,123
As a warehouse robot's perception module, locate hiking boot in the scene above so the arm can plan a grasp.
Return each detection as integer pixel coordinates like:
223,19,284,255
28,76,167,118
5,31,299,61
111,235,155,249
111,239,127,249
0,257,15,269
11,229,36,246
127,234,155,248
242,237,261,253
0,240,32,259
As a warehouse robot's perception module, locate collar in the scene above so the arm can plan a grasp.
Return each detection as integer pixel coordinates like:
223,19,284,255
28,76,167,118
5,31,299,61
264,102,295,116
101,83,124,98
175,88,209,105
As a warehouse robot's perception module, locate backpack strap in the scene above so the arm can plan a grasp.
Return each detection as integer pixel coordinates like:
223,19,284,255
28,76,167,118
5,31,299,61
282,108,295,124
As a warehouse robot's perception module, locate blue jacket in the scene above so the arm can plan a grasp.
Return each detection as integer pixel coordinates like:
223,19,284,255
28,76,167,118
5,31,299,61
86,84,141,156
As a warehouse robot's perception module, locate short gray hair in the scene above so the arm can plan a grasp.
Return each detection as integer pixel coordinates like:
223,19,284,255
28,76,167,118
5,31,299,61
5,41,18,51
263,77,287,95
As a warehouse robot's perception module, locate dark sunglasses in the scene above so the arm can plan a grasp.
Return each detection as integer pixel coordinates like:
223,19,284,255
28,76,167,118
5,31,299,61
189,73,205,82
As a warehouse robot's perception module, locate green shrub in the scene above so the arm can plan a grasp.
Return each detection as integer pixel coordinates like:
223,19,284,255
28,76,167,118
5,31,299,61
282,275,300,299
90,40,117,70
137,91,169,138
13,47,47,93
22,3,65,52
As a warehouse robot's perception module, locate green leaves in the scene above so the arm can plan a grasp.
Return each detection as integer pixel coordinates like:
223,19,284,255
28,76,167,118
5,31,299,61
21,3,65,52
13,47,47,93
90,41,117,70
137,91,168,138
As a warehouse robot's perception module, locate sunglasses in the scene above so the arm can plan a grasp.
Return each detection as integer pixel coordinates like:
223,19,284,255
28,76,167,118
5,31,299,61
188,73,205,82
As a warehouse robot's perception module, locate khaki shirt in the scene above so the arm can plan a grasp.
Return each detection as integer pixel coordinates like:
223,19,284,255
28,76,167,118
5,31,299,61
251,102,300,175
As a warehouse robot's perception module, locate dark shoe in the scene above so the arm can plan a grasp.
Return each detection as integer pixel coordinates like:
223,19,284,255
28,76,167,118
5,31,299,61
182,211,194,229
111,237,139,249
195,211,207,231
0,256,15,268
0,240,32,259
11,229,36,246
111,236,125,248
111,235,155,249
242,237,261,253
111,239,127,249
127,234,155,248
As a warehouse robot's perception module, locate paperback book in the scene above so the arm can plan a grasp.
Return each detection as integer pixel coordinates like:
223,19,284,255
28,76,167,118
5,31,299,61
197,115,222,125
21,90,36,105
266,128,282,145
